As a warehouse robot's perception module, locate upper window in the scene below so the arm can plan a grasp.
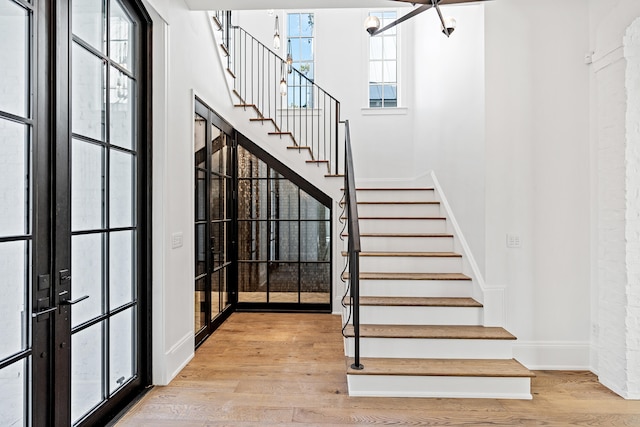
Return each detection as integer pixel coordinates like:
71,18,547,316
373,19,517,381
369,11,397,108
287,12,314,108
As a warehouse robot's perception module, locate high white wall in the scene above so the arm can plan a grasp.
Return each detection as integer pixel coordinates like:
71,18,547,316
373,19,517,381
485,0,591,368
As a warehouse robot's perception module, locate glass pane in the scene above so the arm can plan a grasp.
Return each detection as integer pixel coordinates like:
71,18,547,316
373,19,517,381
72,139,104,231
0,119,27,236
210,270,220,317
370,37,382,60
370,62,382,83
269,263,299,302
382,14,396,35
0,358,27,427
287,13,300,37
271,180,299,220
300,13,314,37
194,114,206,166
110,230,134,310
211,126,226,175
110,0,133,71
0,1,28,117
210,176,222,221
301,263,330,303
195,223,206,276
369,84,382,108
300,191,329,220
271,221,298,261
110,149,134,228
301,221,330,262
299,39,313,62
72,43,106,141
238,221,267,261
238,262,266,302
211,221,222,270
72,323,104,424
72,0,105,53
195,170,206,222
0,241,27,360
238,179,267,219
109,308,134,394
194,277,205,332
385,61,397,83
383,36,396,60
72,233,104,327
110,67,135,150
237,146,267,178
221,267,229,310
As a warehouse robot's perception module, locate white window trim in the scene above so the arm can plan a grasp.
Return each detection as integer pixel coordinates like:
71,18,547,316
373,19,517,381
284,10,316,108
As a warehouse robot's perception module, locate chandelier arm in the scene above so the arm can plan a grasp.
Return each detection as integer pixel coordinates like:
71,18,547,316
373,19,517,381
370,3,433,36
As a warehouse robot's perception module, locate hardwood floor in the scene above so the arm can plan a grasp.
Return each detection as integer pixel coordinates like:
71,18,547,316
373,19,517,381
117,313,640,426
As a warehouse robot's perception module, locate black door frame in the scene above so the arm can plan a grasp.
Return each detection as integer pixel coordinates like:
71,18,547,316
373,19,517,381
29,0,153,425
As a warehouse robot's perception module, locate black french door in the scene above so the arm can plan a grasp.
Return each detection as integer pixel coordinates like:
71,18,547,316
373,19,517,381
194,99,235,347
0,0,151,425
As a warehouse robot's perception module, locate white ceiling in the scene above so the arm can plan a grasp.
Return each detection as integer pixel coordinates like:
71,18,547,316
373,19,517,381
184,0,411,11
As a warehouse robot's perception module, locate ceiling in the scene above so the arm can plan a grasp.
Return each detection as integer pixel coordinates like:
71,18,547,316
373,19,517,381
184,0,411,11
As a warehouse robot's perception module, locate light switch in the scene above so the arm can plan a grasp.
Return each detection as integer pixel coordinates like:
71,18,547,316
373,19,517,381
506,234,521,248
171,232,184,249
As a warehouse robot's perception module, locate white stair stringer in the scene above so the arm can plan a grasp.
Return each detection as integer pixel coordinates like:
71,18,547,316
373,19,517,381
341,182,533,399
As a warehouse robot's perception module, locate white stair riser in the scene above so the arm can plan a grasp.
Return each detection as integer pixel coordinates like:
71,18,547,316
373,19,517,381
357,204,441,217
345,306,483,326
360,236,454,252
358,219,447,234
347,375,532,399
358,279,473,298
355,190,436,203
345,338,513,359
358,256,462,273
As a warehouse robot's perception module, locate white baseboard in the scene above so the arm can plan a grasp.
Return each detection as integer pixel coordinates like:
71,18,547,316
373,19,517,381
513,341,591,370
160,332,194,385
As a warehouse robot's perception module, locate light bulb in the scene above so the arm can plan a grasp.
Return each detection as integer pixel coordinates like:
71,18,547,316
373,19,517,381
442,17,457,36
273,33,280,50
279,78,287,96
364,15,380,35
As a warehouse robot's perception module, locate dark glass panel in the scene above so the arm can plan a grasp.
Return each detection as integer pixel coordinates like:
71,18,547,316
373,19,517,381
237,145,267,178
195,223,206,277
301,263,330,303
270,180,299,220
270,220,298,261
300,191,329,220
238,179,267,219
237,220,267,261
300,221,330,262
238,262,266,302
269,262,299,302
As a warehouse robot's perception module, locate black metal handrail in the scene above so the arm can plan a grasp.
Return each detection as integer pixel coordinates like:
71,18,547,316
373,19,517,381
215,12,342,175
343,120,363,370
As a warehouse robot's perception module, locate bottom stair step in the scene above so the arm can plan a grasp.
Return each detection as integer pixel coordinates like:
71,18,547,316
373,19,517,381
346,357,534,377
345,358,534,399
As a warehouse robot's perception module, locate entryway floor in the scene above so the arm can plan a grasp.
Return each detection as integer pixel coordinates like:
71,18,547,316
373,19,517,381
116,313,640,426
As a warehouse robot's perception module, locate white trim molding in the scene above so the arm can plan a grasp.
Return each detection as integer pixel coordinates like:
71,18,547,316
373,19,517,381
513,341,591,370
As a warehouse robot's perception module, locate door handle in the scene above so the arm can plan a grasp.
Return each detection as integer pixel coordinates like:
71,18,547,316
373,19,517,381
59,291,89,305
61,295,89,305
32,306,57,318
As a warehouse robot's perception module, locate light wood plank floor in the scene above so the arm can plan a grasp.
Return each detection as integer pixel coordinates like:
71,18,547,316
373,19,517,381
117,313,640,426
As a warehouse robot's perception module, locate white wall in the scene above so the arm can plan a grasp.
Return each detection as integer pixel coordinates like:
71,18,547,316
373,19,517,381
588,0,640,399
485,0,591,368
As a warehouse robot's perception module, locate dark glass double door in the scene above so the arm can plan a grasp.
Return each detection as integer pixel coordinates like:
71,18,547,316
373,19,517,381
0,0,150,425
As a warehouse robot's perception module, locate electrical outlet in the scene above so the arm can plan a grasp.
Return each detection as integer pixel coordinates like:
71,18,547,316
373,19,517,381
171,232,184,249
506,234,522,248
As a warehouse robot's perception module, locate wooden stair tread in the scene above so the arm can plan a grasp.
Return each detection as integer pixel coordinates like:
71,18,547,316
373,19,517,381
343,324,516,340
342,296,482,307
325,174,345,178
306,160,329,163
341,216,446,220
342,233,454,238
341,251,461,258
357,201,439,205
226,68,236,79
346,357,534,378
357,187,435,191
342,272,471,281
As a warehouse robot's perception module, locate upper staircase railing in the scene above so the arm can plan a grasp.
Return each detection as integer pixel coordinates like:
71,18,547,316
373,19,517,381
214,11,342,175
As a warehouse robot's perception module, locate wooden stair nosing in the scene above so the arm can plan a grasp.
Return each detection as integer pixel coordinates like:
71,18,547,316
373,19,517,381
342,272,471,281
342,296,482,308
212,15,223,30
341,233,454,238
343,324,517,340
287,145,314,160
340,216,446,221
306,159,329,164
340,187,435,192
345,357,534,378
340,251,461,258
220,43,230,57
226,68,236,79
325,174,345,178
355,201,440,205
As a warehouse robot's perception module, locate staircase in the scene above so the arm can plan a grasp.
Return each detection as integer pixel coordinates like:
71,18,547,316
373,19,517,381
211,12,344,188
341,187,534,399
